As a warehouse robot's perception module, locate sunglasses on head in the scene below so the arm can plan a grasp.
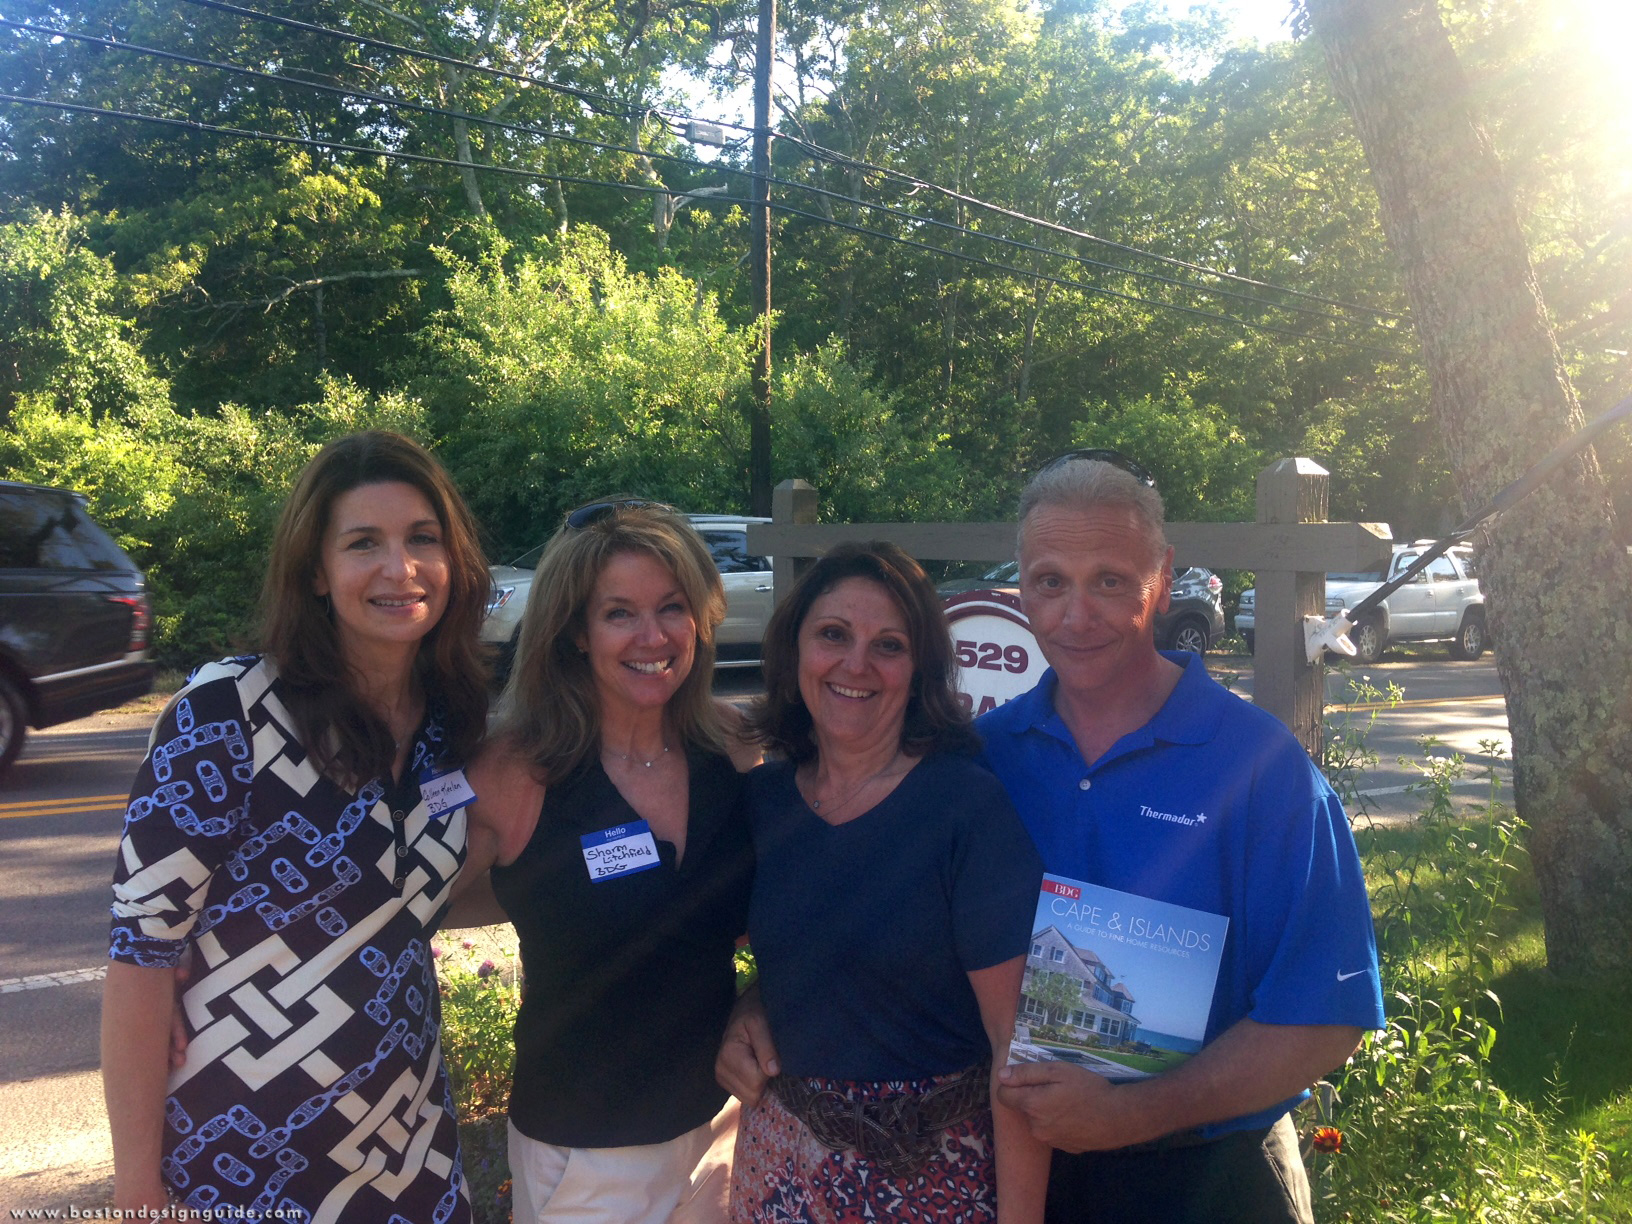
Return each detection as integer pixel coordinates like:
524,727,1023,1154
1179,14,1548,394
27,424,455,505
563,498,678,530
1036,448,1157,490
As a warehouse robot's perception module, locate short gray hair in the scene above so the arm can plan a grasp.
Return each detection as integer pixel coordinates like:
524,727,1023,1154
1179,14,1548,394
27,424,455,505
1017,459,1169,564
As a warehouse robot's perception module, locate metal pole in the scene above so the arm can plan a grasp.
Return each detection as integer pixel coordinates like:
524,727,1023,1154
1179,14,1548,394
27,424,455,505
748,0,775,516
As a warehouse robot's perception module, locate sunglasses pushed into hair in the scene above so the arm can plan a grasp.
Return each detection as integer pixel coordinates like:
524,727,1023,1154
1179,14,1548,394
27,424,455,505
1036,448,1157,490
563,498,678,530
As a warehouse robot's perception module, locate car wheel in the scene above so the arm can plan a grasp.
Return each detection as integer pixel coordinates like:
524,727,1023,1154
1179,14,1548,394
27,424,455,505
1242,629,1255,655
1351,615,1386,666
1166,616,1210,655
1449,612,1487,661
0,673,25,777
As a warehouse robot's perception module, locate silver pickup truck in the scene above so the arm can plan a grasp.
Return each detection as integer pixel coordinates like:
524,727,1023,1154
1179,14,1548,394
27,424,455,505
1236,543,1486,665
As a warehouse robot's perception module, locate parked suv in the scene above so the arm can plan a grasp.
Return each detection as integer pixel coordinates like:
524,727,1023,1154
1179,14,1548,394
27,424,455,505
0,482,155,775
936,562,1227,654
482,513,774,677
1236,543,1485,665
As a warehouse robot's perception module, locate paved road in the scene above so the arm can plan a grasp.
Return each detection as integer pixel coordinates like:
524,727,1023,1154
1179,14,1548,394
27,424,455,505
0,709,150,1211
1222,655,1511,815
0,656,1507,1211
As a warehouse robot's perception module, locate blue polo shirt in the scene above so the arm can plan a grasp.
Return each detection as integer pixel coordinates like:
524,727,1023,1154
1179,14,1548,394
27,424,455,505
977,651,1384,1136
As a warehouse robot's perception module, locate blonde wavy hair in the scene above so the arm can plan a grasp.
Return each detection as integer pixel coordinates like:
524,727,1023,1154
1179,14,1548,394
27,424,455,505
495,503,728,777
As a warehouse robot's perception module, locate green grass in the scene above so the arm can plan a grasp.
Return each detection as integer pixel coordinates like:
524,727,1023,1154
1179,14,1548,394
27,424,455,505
1328,753,1632,1222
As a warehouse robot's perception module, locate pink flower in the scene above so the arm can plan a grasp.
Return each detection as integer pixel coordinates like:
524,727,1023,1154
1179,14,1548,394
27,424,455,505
477,959,496,979
462,939,475,950
431,945,444,959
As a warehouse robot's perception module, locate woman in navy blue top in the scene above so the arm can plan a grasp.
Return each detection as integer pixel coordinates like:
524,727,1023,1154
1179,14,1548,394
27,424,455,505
724,542,1047,1224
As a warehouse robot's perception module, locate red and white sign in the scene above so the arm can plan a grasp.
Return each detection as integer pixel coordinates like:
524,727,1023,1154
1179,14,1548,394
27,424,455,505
943,589,1048,718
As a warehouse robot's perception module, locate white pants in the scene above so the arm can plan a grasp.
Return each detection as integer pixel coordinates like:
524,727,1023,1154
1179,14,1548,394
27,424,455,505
508,1110,728,1224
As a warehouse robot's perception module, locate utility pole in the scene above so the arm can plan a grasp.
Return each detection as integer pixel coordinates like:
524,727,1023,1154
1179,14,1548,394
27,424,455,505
748,0,775,516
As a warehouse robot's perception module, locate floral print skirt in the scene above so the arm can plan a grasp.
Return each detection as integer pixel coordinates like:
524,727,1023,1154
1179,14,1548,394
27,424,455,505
727,1073,996,1224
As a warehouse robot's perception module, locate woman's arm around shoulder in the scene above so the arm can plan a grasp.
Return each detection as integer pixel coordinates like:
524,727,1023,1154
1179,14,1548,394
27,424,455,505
714,698,764,773
453,736,547,903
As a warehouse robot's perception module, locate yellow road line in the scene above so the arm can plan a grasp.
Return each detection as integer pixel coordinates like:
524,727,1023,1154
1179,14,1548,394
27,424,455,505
1333,694,1504,713
0,793,127,813
0,801,126,820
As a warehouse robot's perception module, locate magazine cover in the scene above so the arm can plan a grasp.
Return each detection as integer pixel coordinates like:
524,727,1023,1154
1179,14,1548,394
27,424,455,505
1008,874,1230,1082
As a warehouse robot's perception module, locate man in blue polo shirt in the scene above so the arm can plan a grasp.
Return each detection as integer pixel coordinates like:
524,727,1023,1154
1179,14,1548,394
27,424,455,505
988,451,1385,1224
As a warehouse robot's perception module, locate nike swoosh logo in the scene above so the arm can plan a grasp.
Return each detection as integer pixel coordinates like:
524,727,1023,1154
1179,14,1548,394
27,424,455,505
1336,969,1367,982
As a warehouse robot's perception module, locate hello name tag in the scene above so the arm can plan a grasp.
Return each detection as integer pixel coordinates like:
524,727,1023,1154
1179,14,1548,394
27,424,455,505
580,820,662,882
419,768,477,819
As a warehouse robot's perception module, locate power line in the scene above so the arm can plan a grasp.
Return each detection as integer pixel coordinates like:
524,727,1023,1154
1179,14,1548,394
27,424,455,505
4,17,1403,338
0,18,717,178
780,134,1410,323
767,199,1412,357
172,0,748,134
0,92,1411,354
176,0,1406,325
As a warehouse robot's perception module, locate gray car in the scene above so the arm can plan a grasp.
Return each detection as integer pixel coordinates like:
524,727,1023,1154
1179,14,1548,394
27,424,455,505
481,513,774,678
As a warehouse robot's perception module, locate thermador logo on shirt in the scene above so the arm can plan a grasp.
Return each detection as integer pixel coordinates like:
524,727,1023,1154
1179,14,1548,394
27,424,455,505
1138,804,1208,827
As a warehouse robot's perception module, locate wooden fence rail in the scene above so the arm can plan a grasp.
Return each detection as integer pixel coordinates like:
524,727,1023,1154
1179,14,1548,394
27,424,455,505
745,458,1392,757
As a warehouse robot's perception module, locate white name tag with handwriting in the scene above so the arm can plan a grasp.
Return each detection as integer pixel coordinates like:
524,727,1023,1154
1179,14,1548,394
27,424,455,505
420,768,477,819
580,820,662,881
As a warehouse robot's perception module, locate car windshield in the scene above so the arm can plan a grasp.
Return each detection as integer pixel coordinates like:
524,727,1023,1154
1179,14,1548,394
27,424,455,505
503,542,547,570
980,561,1020,582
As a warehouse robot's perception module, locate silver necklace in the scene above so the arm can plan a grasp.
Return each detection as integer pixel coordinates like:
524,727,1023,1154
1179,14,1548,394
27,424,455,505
604,744,671,769
805,754,902,815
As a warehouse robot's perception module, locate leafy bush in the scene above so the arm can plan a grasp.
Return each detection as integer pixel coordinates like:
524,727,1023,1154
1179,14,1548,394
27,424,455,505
436,938,519,1224
1312,739,1616,1221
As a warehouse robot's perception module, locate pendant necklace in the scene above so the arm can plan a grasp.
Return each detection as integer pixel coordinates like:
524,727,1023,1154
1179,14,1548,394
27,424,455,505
806,753,902,815
605,744,671,769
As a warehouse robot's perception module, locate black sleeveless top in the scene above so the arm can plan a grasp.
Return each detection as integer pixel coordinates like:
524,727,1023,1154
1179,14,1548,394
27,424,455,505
491,746,752,1147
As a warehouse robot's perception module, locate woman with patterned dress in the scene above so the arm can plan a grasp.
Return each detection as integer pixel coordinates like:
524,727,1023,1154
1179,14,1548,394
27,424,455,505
101,431,491,1222
721,542,1049,1224
451,501,760,1224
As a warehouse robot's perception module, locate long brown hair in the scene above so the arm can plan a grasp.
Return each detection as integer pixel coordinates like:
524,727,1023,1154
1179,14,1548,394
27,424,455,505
260,431,490,784
496,503,727,777
747,541,978,764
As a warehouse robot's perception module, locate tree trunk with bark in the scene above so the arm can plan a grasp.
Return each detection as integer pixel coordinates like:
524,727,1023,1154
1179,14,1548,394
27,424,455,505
1305,0,1632,977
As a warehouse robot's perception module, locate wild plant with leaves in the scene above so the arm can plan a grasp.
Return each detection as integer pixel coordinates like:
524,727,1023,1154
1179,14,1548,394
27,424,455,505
1316,735,1613,1221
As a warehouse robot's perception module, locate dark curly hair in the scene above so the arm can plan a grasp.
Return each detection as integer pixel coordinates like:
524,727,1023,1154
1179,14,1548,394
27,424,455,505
746,541,979,764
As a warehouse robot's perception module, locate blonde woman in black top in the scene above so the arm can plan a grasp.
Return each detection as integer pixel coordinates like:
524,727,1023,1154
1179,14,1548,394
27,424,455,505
449,500,760,1224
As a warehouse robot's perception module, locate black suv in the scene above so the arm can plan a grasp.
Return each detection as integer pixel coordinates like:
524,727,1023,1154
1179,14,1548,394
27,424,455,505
0,482,154,775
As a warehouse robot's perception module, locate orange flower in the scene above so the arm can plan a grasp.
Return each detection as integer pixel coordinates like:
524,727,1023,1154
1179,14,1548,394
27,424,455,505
1312,1125,1344,1154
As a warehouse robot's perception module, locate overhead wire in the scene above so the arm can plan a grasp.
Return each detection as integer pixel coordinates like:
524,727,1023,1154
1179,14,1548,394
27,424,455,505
171,0,753,134
3,15,1406,338
0,90,1412,357
170,0,1406,325
780,132,1410,322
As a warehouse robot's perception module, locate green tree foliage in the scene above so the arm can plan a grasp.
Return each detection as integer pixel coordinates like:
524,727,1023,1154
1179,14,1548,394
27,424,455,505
1027,968,1085,1025
417,226,960,556
415,226,753,557
0,210,171,427
5,0,1630,662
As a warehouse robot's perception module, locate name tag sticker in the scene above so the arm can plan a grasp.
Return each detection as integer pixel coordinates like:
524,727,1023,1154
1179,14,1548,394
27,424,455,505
580,820,662,882
420,768,477,818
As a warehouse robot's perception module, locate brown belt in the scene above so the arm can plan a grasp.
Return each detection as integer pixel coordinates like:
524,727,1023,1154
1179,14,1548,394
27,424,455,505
768,1062,991,1178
